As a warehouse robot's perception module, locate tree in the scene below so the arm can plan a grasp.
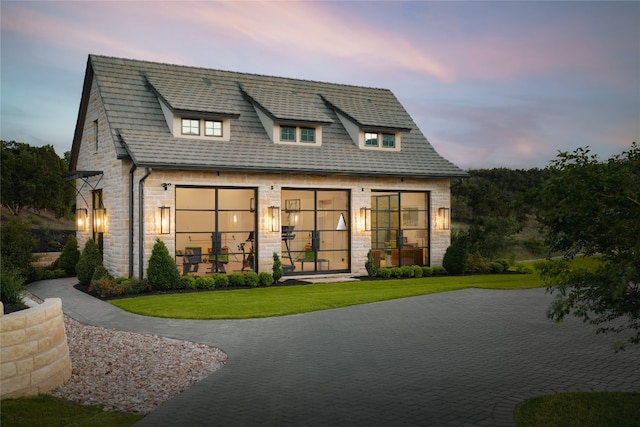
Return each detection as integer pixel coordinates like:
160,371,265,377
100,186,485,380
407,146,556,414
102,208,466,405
76,239,103,286
537,143,640,350
147,239,180,290
58,234,81,276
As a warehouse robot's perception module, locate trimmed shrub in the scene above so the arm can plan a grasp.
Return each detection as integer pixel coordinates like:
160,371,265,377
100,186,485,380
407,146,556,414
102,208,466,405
466,250,491,273
494,258,510,271
365,250,376,277
229,272,245,287
514,264,533,274
490,261,505,273
401,265,414,278
147,239,181,290
377,268,392,279
88,277,120,298
57,234,80,276
0,216,36,281
442,231,469,275
390,267,403,278
259,272,274,287
432,266,447,276
421,266,433,277
244,271,259,287
195,276,216,289
91,265,112,286
180,275,197,289
272,253,283,283
213,273,229,288
1,267,26,304
76,239,103,286
412,265,423,278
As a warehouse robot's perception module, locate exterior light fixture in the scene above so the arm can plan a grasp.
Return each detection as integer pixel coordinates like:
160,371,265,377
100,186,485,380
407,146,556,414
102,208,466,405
438,207,450,230
360,207,371,231
76,208,88,231
269,206,280,232
336,213,347,231
93,207,107,233
160,206,170,234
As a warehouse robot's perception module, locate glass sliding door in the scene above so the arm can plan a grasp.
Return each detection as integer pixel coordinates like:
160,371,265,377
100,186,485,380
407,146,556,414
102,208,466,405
281,189,350,275
175,187,256,275
371,191,429,269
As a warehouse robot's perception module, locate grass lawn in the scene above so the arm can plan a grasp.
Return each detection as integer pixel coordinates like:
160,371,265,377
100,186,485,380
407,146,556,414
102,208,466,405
0,395,143,427
515,392,640,427
111,273,544,319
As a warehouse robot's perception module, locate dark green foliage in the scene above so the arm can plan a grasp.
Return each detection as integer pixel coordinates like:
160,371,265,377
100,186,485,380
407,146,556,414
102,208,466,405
229,272,246,287
58,234,80,276
0,267,26,304
244,272,259,287
390,267,403,278
147,239,181,290
412,265,423,278
195,276,216,289
537,144,640,349
180,275,197,289
442,231,469,275
0,216,36,280
76,239,103,286
39,268,67,280
365,250,376,277
490,261,505,273
377,268,391,279
421,266,433,277
88,276,151,298
272,253,283,283
259,272,274,287
494,258,510,271
400,266,414,278
466,250,490,273
432,266,447,276
91,265,112,286
213,273,229,288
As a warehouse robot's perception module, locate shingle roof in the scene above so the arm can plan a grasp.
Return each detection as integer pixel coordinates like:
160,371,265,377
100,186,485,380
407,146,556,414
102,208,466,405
81,54,466,178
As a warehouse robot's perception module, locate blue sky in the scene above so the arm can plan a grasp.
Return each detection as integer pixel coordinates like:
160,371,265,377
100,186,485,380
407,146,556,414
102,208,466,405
1,1,638,170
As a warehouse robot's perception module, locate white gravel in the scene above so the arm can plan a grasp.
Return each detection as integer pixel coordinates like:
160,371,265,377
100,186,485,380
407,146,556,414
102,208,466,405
50,315,227,414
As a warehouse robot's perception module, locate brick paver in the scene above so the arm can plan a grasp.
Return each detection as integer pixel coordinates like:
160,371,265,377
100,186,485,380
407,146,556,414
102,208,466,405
29,278,640,426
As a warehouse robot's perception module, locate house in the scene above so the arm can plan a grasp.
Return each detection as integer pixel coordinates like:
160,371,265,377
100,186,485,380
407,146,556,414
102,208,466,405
67,54,466,280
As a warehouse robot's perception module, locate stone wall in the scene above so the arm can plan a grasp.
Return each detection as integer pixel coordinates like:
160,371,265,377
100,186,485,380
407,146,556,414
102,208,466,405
0,298,72,399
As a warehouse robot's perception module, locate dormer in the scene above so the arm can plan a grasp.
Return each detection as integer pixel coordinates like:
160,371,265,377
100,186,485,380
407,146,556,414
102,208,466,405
322,93,411,152
240,84,333,147
145,74,240,141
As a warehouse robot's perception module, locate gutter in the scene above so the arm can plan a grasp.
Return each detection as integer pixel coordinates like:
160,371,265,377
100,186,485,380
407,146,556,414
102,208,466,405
138,168,152,278
129,163,137,277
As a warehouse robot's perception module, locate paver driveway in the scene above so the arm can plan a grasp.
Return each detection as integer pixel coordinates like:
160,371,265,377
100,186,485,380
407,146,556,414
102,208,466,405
29,278,640,426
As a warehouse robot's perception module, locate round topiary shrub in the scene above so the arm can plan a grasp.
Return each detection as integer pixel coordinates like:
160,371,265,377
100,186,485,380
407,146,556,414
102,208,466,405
229,272,245,287
412,265,423,278
401,265,414,278
272,253,283,283
195,276,216,289
432,266,447,276
147,239,181,290
490,261,505,273
390,267,403,278
377,268,391,279
213,273,229,288
180,275,197,289
244,271,259,287
421,266,433,277
57,234,80,276
442,232,469,275
76,238,103,286
259,272,274,287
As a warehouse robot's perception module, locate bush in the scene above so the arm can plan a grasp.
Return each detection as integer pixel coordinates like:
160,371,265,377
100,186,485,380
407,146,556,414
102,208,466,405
365,250,376,277
147,239,181,290
389,267,402,278
0,268,26,304
76,239,103,286
180,275,197,290
91,265,112,286
443,231,469,275
195,276,216,290
0,216,36,281
40,268,67,280
466,250,491,273
514,264,533,274
421,266,433,277
490,261,505,273
412,265,423,278
213,273,229,288
432,266,447,276
88,277,120,298
272,253,283,283
229,272,246,287
259,272,274,287
494,258,511,271
57,234,80,276
401,265,414,278
245,272,259,287
377,268,392,279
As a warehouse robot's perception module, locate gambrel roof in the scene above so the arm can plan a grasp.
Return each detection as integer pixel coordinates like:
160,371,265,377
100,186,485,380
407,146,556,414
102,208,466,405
70,55,466,178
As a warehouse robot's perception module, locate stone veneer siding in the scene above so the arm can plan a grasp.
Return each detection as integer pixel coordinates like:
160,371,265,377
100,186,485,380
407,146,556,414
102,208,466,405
0,298,72,399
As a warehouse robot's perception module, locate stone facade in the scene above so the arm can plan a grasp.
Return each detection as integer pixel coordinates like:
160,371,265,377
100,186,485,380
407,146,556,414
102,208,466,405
0,298,72,399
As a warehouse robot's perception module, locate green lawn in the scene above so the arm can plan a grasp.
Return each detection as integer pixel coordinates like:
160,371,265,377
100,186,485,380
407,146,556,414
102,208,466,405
111,273,543,319
0,395,143,427
515,392,640,427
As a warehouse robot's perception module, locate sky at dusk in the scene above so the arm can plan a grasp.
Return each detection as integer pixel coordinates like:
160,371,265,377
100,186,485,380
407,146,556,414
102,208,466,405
1,1,638,170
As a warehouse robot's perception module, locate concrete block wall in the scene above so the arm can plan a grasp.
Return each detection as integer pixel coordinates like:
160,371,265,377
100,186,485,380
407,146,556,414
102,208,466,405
0,298,72,399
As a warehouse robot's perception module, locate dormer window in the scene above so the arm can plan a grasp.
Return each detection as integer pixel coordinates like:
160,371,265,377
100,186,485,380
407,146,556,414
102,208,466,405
281,126,296,141
205,120,223,137
276,125,321,145
300,127,315,143
182,119,200,135
365,132,378,147
363,131,397,149
382,134,395,148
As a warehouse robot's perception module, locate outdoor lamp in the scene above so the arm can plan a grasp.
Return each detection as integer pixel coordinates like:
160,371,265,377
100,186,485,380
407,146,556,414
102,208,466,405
160,206,170,234
360,207,371,231
76,208,88,231
93,207,107,233
438,207,450,230
269,206,280,232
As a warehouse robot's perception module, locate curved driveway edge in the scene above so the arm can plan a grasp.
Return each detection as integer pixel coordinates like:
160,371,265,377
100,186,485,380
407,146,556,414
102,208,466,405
29,278,640,426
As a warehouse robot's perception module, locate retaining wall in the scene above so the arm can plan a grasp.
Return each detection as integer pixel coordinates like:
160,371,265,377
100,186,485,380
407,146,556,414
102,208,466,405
0,298,72,399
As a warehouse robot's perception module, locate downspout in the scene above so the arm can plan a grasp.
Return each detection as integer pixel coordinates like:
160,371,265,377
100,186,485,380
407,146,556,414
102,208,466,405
138,168,152,278
129,163,137,277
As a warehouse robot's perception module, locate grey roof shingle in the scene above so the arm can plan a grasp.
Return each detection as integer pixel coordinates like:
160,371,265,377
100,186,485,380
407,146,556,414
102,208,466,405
86,54,466,178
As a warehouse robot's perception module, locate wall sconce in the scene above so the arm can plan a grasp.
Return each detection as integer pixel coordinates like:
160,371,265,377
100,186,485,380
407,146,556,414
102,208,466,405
159,206,170,234
269,206,280,232
336,213,347,230
93,207,107,233
76,208,88,231
360,207,371,231
438,207,450,230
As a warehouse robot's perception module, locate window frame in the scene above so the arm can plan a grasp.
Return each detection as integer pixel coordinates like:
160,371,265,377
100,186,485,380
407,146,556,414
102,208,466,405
300,127,315,143
382,133,395,148
181,118,200,136
204,120,223,137
280,126,296,142
365,132,379,147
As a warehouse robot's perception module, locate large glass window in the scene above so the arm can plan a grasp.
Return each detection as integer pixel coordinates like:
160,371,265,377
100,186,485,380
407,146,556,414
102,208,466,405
175,187,256,275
